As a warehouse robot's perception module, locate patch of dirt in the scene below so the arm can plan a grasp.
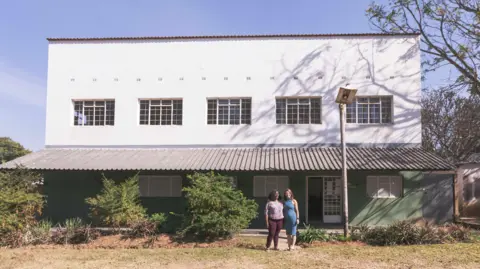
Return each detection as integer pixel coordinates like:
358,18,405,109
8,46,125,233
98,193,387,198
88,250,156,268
22,234,245,250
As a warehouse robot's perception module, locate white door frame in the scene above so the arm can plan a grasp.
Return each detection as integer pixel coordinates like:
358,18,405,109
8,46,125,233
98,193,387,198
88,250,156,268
322,176,342,224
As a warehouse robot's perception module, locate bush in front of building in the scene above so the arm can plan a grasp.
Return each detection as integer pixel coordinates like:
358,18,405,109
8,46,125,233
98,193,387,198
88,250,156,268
178,172,258,241
351,221,473,246
85,174,147,228
0,168,44,247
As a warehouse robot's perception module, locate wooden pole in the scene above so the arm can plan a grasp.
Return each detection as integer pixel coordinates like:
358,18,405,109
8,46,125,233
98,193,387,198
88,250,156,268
340,103,349,237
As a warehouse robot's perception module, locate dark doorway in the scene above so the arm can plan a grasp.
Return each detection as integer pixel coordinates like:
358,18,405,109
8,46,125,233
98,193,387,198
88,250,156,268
308,177,323,221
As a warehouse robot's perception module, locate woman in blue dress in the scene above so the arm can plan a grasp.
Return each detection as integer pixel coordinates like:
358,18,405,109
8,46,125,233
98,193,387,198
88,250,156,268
283,188,300,251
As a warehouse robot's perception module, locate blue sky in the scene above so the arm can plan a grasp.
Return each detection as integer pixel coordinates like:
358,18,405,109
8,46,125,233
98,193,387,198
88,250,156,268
0,0,444,150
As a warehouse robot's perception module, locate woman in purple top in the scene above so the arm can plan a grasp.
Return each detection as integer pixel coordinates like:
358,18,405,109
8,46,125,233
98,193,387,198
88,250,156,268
264,190,284,251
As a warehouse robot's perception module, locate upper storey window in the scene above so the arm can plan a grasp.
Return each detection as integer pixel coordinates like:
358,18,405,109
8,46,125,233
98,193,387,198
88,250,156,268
207,98,251,125
139,99,183,125
73,100,115,126
346,96,393,124
275,97,322,124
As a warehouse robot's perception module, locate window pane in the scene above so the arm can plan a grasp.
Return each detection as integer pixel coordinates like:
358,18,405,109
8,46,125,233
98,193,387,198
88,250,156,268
358,104,369,124
150,100,161,106
218,99,229,105
172,100,183,125
84,106,94,126
378,176,391,197
162,100,172,105
298,104,310,124
105,101,115,126
366,176,378,197
150,106,161,125
161,106,172,125
229,104,240,125
241,99,251,124
149,177,171,197
171,176,183,197
390,176,402,198
94,101,105,107
139,100,149,125
276,99,286,124
94,106,105,126
207,100,217,124
346,102,356,123
74,101,84,126
369,103,380,124
310,98,322,124
287,104,298,124
139,176,150,197
254,177,266,197
218,106,229,125
381,97,392,123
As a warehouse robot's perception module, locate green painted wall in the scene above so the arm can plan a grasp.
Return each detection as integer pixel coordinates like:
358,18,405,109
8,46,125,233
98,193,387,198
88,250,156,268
42,170,448,228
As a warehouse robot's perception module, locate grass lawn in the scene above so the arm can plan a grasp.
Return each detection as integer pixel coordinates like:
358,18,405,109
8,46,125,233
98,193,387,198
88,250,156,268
1,237,480,269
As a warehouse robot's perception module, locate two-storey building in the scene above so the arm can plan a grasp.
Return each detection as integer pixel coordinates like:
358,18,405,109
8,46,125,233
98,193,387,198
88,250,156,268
2,33,455,227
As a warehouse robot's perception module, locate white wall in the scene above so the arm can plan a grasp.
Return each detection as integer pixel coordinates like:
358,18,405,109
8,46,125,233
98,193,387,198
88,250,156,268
45,35,421,147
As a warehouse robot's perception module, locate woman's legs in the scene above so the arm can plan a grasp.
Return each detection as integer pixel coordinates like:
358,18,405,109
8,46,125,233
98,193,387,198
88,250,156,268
266,219,276,249
273,219,283,249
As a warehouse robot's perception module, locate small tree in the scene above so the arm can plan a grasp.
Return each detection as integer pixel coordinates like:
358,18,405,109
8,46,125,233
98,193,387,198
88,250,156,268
179,172,258,240
0,137,31,164
0,167,44,247
85,174,146,227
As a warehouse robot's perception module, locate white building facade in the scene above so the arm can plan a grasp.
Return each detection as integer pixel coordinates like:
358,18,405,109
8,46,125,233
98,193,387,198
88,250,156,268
45,34,422,148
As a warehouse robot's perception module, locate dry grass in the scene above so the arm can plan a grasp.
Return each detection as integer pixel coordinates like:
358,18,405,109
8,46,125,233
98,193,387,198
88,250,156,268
1,237,480,269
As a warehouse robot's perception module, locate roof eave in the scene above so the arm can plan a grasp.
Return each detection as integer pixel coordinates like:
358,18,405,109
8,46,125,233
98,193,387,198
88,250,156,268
46,32,421,42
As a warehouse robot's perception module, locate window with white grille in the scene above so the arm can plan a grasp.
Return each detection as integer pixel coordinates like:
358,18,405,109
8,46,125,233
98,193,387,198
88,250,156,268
139,99,182,125
253,176,289,197
207,98,251,125
138,176,182,197
73,100,115,126
346,96,392,124
366,176,402,198
275,97,322,124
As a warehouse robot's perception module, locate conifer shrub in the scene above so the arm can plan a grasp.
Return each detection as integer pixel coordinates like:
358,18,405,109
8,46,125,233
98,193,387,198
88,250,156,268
0,168,44,247
85,174,146,227
178,172,258,240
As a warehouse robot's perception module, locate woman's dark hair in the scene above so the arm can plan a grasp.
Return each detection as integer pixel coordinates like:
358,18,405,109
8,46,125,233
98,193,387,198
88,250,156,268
268,190,279,202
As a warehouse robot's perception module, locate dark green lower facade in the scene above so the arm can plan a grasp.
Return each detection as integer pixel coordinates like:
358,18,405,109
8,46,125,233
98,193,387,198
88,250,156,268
42,170,454,228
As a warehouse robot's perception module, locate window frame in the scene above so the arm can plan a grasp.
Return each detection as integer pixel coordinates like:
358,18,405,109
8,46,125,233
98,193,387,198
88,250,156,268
73,99,115,126
139,99,183,126
346,96,393,125
366,175,403,199
253,176,289,197
206,98,252,125
138,175,183,197
275,97,322,125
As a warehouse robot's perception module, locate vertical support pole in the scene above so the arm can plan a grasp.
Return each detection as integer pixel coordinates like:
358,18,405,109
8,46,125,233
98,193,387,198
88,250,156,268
339,103,349,237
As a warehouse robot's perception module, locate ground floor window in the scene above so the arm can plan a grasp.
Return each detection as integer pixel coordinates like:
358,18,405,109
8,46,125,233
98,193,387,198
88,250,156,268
366,175,402,198
139,175,182,197
465,177,480,203
253,176,289,197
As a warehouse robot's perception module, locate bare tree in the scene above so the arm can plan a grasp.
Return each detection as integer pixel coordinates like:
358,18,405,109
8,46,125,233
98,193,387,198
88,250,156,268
367,0,480,95
422,88,480,162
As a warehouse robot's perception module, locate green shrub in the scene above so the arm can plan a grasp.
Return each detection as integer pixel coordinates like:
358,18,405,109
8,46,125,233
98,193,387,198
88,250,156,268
178,172,258,240
0,168,44,247
297,224,328,244
85,174,147,227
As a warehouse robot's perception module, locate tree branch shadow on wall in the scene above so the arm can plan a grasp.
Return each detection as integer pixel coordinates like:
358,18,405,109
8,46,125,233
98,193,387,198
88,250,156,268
227,37,421,148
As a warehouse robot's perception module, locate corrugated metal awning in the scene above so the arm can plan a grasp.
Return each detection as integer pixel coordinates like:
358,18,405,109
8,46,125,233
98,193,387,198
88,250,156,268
0,147,453,171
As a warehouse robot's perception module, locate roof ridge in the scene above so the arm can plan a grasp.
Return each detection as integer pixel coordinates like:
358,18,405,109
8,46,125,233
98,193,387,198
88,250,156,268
46,32,420,42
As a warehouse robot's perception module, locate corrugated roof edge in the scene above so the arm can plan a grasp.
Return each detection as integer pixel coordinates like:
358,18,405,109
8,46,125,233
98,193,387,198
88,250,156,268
46,32,421,42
